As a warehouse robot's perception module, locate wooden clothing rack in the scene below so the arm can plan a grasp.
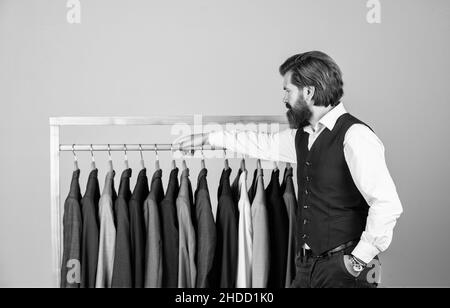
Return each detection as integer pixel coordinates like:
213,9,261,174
49,115,288,287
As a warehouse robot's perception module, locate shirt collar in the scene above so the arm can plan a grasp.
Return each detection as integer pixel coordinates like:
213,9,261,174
304,102,347,133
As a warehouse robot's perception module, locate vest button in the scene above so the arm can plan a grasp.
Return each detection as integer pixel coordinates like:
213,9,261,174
306,176,311,182
305,161,312,167
302,234,308,239
305,189,309,195
303,219,308,225
303,205,309,209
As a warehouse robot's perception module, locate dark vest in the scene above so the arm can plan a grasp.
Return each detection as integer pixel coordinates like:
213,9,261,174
295,113,371,255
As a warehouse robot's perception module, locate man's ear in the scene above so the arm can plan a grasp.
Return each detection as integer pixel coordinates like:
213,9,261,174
303,86,315,103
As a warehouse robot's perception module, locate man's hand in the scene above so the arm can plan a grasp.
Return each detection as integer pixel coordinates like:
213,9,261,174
172,133,210,155
343,255,362,278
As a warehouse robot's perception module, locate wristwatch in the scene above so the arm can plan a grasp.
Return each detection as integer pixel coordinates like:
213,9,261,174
349,255,367,273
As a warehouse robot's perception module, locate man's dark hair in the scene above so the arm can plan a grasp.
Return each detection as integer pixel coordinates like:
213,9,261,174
279,51,344,107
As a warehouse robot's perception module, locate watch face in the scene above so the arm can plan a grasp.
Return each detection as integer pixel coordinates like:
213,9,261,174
353,263,364,272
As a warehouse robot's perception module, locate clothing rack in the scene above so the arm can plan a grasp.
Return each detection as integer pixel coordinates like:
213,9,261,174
49,115,288,287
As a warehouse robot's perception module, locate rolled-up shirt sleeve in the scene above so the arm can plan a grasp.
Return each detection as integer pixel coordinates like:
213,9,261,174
345,124,403,264
208,128,297,163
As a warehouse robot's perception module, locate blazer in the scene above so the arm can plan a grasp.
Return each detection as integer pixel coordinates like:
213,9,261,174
247,169,258,205
281,166,297,288
251,168,270,288
231,168,243,212
160,167,180,288
61,169,83,288
80,168,101,288
176,168,197,288
213,168,238,288
266,169,289,288
144,168,164,288
129,168,149,288
194,168,216,288
95,170,117,288
111,168,133,288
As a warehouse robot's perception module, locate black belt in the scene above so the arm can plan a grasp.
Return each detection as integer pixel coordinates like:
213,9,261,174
302,240,357,260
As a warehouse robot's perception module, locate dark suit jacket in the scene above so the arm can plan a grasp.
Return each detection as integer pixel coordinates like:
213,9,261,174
214,168,238,288
247,168,258,205
144,168,165,287
266,169,289,288
80,168,101,288
129,168,149,288
61,169,83,288
281,166,297,288
194,168,216,288
160,167,180,288
111,168,133,288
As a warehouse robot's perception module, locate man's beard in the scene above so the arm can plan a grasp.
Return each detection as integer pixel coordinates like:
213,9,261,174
285,97,312,129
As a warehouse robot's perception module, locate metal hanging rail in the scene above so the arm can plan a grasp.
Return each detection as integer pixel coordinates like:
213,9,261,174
58,144,223,152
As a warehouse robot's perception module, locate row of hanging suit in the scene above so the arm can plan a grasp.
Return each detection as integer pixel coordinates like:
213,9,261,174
61,158,297,288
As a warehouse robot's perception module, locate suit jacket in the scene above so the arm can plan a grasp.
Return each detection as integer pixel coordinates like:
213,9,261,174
111,168,133,288
194,168,216,288
236,170,253,288
266,169,289,288
144,168,164,288
61,169,83,288
160,167,180,288
231,168,243,212
80,168,101,288
247,169,258,205
129,168,149,288
251,168,270,288
213,168,238,288
96,170,117,288
176,168,197,288
281,166,297,288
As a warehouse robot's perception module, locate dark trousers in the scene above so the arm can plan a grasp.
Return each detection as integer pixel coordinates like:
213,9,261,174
290,244,380,288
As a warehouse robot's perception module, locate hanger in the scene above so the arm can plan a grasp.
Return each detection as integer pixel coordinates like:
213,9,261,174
170,143,176,169
286,162,291,169
273,160,279,171
72,144,79,171
154,144,160,170
139,144,145,170
240,154,246,172
90,144,96,170
123,144,129,169
107,144,113,172
200,143,205,169
257,158,262,171
223,147,229,170
178,143,187,171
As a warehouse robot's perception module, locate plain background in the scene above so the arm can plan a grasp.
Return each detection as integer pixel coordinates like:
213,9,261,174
0,0,449,287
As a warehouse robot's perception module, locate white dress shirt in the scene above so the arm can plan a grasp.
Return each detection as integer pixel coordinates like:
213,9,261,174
236,170,253,288
208,103,403,263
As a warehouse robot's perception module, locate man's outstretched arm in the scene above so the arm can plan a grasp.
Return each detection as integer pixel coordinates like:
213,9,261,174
174,128,297,163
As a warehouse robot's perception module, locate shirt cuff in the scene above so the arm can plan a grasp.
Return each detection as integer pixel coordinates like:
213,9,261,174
351,240,380,264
